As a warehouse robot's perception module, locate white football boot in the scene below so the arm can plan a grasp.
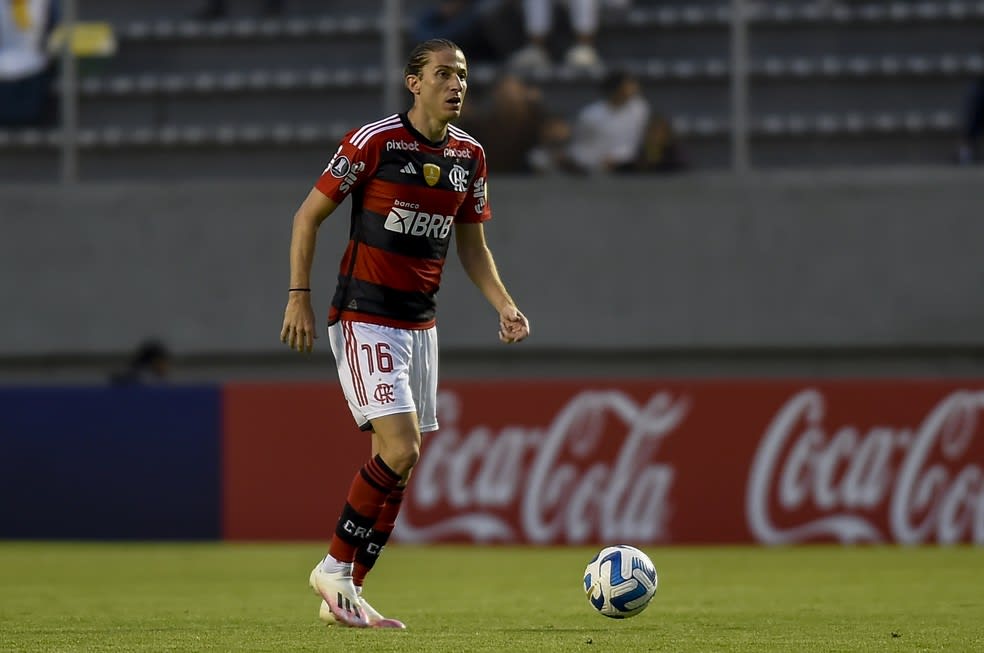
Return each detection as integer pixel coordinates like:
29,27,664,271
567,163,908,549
308,564,368,628
316,587,406,629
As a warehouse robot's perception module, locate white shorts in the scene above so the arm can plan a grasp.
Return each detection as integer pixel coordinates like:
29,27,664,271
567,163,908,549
328,320,439,433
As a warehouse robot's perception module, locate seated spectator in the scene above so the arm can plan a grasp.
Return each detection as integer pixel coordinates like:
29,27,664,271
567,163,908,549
457,72,553,173
110,340,173,386
508,0,603,72
637,114,686,173
0,0,59,127
193,0,284,20
414,0,520,64
566,69,651,173
528,114,576,174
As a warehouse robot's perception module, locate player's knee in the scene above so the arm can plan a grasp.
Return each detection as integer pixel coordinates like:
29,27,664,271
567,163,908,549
373,415,422,477
378,439,419,478
388,443,420,477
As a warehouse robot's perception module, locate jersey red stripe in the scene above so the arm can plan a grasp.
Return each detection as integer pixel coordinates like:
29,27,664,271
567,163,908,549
362,179,464,219
341,243,444,294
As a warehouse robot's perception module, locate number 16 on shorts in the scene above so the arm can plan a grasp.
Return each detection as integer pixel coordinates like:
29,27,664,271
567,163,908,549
328,320,439,432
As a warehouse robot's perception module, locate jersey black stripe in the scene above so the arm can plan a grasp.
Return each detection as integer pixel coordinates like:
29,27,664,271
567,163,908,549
375,152,481,193
331,277,436,323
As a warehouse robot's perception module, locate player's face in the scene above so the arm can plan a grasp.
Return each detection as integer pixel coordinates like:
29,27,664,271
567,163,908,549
413,48,468,123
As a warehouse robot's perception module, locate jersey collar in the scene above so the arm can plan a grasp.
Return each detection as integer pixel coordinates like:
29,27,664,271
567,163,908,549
399,112,450,149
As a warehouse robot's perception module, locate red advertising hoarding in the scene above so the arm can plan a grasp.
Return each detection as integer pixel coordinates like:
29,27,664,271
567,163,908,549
222,383,364,540
223,380,984,544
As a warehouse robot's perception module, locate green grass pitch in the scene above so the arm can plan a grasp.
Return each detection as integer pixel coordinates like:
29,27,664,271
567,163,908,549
1,542,982,652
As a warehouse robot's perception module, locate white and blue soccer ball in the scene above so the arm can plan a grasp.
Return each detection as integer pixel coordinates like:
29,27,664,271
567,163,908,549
583,544,658,619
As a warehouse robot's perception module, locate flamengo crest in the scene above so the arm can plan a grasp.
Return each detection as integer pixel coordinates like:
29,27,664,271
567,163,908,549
449,164,469,192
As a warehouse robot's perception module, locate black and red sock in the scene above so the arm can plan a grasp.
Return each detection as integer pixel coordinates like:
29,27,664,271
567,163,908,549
353,485,405,587
328,455,402,563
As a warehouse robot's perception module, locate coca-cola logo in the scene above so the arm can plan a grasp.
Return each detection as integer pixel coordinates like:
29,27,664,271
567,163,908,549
396,390,687,544
747,389,984,544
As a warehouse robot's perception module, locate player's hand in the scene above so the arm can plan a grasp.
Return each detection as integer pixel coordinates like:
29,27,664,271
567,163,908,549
498,305,530,344
281,294,318,352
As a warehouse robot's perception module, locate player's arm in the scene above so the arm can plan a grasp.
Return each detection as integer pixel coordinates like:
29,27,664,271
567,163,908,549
454,222,530,344
281,188,339,352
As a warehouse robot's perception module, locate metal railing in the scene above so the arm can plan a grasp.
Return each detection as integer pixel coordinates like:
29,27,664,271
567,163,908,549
730,0,750,175
59,0,79,183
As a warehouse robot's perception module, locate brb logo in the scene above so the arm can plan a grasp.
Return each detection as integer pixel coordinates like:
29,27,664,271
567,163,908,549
385,200,454,239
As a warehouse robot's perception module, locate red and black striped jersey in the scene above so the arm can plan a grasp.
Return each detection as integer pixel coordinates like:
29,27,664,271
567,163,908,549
315,113,491,329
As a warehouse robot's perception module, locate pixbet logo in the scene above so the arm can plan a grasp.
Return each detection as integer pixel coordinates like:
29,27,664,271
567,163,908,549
746,388,984,544
387,140,420,152
385,206,454,239
445,146,471,159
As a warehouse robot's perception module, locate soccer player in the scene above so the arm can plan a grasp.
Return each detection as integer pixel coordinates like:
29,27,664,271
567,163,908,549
279,39,531,629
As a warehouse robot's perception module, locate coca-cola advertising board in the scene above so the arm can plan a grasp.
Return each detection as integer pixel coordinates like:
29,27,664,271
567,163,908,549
223,381,984,545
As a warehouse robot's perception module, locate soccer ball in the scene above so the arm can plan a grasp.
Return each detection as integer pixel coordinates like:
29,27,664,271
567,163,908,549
582,544,658,619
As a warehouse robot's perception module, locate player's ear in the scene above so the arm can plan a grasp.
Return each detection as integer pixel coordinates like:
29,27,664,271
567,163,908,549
406,74,421,95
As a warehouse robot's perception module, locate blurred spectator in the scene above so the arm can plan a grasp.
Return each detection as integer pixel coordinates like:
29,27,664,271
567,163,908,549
193,0,284,20
955,66,984,165
636,113,686,173
457,72,553,173
528,114,576,174
566,69,651,173
508,0,602,72
110,340,173,386
0,0,59,127
414,0,521,64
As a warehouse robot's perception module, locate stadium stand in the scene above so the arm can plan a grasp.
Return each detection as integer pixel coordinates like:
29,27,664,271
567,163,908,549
1,0,983,179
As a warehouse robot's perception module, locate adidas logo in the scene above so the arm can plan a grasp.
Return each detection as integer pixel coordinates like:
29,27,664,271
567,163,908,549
400,162,417,175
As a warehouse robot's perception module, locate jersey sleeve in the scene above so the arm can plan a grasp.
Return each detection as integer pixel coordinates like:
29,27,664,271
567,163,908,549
457,149,491,224
314,130,379,203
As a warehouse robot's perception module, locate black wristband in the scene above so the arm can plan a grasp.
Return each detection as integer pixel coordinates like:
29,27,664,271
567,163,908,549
288,288,311,292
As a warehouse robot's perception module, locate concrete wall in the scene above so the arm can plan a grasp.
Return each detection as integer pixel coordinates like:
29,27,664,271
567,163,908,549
2,167,983,356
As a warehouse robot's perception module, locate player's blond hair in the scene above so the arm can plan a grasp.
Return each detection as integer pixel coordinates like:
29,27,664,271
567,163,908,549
404,39,461,81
